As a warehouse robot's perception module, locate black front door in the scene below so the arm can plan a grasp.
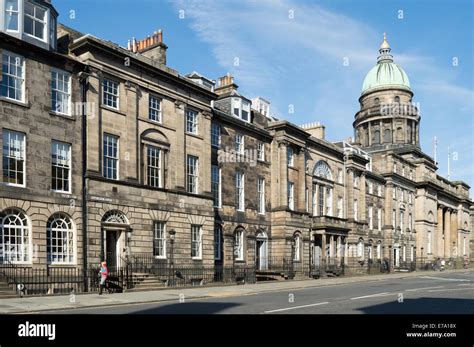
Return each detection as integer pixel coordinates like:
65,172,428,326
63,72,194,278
106,230,118,268
256,241,262,269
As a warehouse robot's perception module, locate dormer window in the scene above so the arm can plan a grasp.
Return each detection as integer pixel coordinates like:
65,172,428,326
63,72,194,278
2,0,58,51
24,1,46,41
5,0,19,31
232,97,250,122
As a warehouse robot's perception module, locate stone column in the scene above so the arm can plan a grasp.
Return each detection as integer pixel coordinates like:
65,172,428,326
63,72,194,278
368,122,372,146
124,83,138,181
346,169,354,219
437,207,444,257
297,149,306,211
86,71,101,173
360,173,367,222
201,112,212,194
329,235,334,259
444,208,451,258
278,141,288,208
451,210,458,257
336,236,341,259
321,233,327,264
174,102,186,190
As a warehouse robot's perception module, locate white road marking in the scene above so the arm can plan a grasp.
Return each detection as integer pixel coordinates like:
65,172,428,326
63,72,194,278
405,286,444,292
350,292,393,300
263,301,329,313
421,276,470,282
458,283,474,286
428,287,474,293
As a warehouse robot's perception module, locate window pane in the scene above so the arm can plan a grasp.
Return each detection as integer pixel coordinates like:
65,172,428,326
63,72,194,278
2,130,25,185
2,209,30,262
103,134,118,179
5,0,19,31
47,214,74,263
1,52,24,101
147,146,161,187
51,141,71,192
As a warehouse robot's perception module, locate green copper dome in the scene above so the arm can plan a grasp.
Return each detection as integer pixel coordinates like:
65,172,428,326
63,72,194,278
361,34,411,96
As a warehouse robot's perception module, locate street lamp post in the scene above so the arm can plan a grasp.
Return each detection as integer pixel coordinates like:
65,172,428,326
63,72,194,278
388,245,392,273
420,247,424,270
168,229,176,286
382,245,386,272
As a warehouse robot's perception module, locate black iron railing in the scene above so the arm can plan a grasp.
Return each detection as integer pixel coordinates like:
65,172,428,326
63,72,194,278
0,265,83,295
0,255,468,296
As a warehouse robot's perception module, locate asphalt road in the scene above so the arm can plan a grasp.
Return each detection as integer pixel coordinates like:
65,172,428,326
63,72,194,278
41,271,474,314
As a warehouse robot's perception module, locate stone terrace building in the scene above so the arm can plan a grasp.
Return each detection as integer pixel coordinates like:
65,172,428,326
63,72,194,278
0,0,85,270
60,25,217,268
0,1,472,285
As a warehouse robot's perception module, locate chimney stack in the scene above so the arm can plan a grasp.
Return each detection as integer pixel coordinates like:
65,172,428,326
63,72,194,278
301,122,326,140
129,29,168,65
214,73,239,95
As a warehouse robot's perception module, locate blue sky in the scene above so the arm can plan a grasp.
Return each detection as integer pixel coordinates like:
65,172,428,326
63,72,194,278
55,0,473,190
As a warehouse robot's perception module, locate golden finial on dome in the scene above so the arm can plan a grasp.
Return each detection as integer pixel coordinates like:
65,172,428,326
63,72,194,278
380,32,390,50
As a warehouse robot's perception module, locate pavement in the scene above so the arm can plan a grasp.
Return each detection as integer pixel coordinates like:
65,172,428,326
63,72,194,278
0,269,472,314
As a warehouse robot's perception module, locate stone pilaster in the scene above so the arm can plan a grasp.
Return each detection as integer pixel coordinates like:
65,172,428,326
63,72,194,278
437,207,444,257
444,208,451,257
278,141,288,208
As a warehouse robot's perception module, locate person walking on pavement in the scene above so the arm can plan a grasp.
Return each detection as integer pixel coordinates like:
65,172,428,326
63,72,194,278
99,261,108,295
440,258,446,271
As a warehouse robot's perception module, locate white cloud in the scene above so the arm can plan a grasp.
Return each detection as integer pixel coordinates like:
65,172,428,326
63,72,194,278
171,0,473,187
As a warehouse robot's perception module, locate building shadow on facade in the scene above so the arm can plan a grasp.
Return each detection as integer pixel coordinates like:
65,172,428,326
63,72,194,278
358,297,474,314
132,302,242,314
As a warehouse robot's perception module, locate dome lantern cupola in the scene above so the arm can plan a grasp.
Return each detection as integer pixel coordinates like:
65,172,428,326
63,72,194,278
377,33,393,63
354,34,420,151
361,33,411,96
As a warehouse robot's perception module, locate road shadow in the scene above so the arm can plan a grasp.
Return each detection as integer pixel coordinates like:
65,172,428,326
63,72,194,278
358,297,474,314
132,301,242,314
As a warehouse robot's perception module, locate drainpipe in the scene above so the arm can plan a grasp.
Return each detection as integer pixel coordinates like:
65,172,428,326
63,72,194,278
79,69,89,291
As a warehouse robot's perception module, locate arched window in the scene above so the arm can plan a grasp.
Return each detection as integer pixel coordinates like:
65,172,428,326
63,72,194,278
384,128,391,143
214,225,222,261
396,127,403,142
376,241,382,259
374,130,380,144
374,97,380,105
234,229,244,261
1,209,30,262
141,129,169,188
368,239,373,260
394,96,400,103
313,160,333,180
102,210,129,224
294,234,301,261
47,213,74,264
